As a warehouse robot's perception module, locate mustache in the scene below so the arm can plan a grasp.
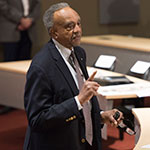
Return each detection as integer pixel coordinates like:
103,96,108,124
72,33,81,40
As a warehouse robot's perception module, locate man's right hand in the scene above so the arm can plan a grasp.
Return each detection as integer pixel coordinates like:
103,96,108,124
77,71,100,106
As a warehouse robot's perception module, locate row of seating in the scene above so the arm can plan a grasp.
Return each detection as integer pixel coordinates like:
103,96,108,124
94,54,150,80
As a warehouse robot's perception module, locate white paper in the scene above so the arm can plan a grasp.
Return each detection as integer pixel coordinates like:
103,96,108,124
95,55,116,69
141,144,150,148
97,83,150,97
130,61,150,74
136,88,150,97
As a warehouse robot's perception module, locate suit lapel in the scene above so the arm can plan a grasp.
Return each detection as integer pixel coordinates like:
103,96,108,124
56,57,79,95
48,41,79,96
74,48,89,80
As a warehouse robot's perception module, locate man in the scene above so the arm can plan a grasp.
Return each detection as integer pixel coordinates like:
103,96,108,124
24,2,122,150
0,0,41,114
0,0,41,61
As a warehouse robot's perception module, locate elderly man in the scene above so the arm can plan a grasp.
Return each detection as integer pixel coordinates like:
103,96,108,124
23,2,122,150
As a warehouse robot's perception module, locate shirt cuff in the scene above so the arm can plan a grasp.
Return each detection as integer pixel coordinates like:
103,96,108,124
100,111,104,115
75,96,83,110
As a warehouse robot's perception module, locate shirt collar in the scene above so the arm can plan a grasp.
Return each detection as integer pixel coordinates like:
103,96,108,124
52,38,73,61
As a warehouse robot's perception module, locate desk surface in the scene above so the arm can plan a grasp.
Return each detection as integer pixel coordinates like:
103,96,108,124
132,108,150,150
0,60,31,75
81,35,150,52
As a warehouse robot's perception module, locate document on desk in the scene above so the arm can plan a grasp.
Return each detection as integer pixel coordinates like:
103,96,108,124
97,83,150,98
88,67,150,97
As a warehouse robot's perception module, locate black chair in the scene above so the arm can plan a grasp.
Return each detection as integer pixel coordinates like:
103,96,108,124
119,60,150,140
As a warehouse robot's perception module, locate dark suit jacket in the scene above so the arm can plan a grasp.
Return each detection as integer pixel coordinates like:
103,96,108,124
24,40,102,150
0,0,41,42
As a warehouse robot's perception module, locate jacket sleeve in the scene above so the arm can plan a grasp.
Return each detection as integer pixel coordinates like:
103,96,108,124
27,0,41,22
0,0,22,23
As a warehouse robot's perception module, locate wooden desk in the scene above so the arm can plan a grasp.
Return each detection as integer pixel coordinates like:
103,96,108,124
81,35,150,52
132,108,150,150
0,60,31,109
81,35,150,78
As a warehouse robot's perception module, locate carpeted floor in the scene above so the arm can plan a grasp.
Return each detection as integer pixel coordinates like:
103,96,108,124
0,107,136,150
102,125,134,150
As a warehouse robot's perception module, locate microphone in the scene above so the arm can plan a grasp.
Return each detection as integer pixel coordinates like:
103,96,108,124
113,111,136,135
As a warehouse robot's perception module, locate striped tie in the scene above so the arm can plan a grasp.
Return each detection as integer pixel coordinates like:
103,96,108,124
69,51,93,145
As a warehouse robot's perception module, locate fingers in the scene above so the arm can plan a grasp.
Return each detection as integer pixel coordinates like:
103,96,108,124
111,109,123,126
87,71,97,81
110,115,118,127
78,71,99,105
78,80,100,105
89,84,100,96
101,109,123,127
84,80,100,94
114,109,124,121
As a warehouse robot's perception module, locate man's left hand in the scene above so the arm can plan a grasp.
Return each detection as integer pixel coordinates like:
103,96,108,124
100,109,123,127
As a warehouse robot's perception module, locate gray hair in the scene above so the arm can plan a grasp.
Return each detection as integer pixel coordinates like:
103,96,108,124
43,2,70,32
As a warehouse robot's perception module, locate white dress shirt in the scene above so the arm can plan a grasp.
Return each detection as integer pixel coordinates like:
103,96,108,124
22,0,29,16
52,38,83,110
